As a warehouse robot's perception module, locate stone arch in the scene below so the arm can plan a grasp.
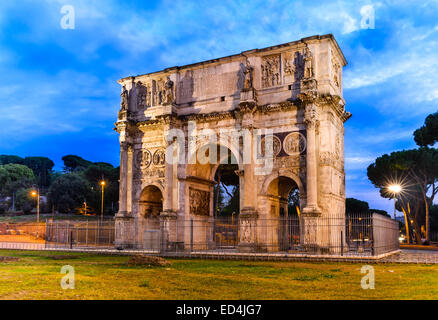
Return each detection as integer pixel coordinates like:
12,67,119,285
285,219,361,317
139,184,163,218
186,142,243,181
259,173,302,252
261,169,304,197
135,182,165,206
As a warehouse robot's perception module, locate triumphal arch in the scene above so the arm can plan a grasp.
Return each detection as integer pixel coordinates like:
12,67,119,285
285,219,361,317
114,34,351,253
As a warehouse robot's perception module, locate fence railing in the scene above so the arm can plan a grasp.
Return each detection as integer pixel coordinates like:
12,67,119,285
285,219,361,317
45,220,115,249
133,213,399,256
0,213,399,257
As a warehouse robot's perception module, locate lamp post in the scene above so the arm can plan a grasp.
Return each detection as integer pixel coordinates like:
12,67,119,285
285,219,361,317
30,189,40,223
100,180,105,222
388,184,402,220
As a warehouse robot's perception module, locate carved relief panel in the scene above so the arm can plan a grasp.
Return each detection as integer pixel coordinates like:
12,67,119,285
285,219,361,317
282,51,296,84
261,54,281,88
135,81,151,109
133,147,166,181
331,51,341,88
189,188,210,216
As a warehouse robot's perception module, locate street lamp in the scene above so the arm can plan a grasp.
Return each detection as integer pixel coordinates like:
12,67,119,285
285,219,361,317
100,180,105,221
388,184,402,220
30,188,40,223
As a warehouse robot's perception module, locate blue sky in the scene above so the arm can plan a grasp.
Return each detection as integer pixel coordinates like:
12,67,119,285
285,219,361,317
0,0,437,214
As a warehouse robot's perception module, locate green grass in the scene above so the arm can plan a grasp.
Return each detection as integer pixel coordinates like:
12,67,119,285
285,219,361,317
0,213,100,223
0,250,436,300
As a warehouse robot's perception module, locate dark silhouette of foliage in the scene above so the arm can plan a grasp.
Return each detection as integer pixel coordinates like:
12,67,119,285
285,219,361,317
414,111,438,147
48,173,92,213
0,164,36,197
0,155,25,165
23,156,55,188
62,155,93,172
346,198,369,214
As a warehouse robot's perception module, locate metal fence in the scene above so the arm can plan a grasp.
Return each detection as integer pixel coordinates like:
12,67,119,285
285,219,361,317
0,213,399,257
135,213,399,257
45,220,115,249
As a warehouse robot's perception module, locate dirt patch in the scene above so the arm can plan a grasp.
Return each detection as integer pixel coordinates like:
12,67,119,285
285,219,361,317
46,255,80,260
0,256,20,262
127,255,171,267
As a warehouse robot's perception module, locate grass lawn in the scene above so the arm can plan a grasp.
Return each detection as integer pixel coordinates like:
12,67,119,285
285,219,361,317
0,213,101,223
0,250,437,300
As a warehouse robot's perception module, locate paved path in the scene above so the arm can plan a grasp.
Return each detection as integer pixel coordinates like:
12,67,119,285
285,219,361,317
380,249,438,264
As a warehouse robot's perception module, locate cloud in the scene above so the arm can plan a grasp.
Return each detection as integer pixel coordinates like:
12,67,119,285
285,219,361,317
0,0,436,211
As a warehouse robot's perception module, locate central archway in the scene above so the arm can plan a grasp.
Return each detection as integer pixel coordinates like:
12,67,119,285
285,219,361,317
213,159,240,248
262,175,301,251
185,144,241,250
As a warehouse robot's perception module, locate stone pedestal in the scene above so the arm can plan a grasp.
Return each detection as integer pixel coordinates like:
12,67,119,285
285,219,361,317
238,208,258,253
240,88,256,102
300,214,319,252
159,210,180,252
115,212,135,249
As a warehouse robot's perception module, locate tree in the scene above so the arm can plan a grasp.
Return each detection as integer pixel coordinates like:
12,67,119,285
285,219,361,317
288,188,300,215
367,148,438,243
83,163,119,215
414,111,438,147
0,164,36,197
23,156,55,188
346,198,369,214
15,188,35,214
430,205,438,234
0,155,24,165
48,173,92,213
368,209,390,218
62,155,93,172
214,162,239,217
393,148,438,242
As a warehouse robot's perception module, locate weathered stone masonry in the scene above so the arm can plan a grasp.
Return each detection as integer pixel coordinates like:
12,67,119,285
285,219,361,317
114,34,351,252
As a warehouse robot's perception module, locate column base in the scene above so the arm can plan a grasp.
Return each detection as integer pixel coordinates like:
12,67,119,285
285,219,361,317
238,207,258,253
302,205,322,216
115,213,135,249
159,210,178,252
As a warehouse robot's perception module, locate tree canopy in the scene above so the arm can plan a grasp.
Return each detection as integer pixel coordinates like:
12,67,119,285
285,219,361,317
22,156,55,188
414,111,438,147
0,164,36,197
346,198,369,214
62,155,93,172
367,148,438,243
0,155,25,165
48,173,92,213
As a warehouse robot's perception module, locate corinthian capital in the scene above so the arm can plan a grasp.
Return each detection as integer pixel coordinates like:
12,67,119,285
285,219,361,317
304,104,319,128
120,141,132,152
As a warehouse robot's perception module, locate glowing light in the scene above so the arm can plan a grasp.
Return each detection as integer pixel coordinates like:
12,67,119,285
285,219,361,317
100,181,105,186
30,191,37,197
388,184,402,193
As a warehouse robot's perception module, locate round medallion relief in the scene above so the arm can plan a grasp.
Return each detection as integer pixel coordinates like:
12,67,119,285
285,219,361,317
283,132,306,156
135,149,152,169
152,149,166,166
260,135,282,157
